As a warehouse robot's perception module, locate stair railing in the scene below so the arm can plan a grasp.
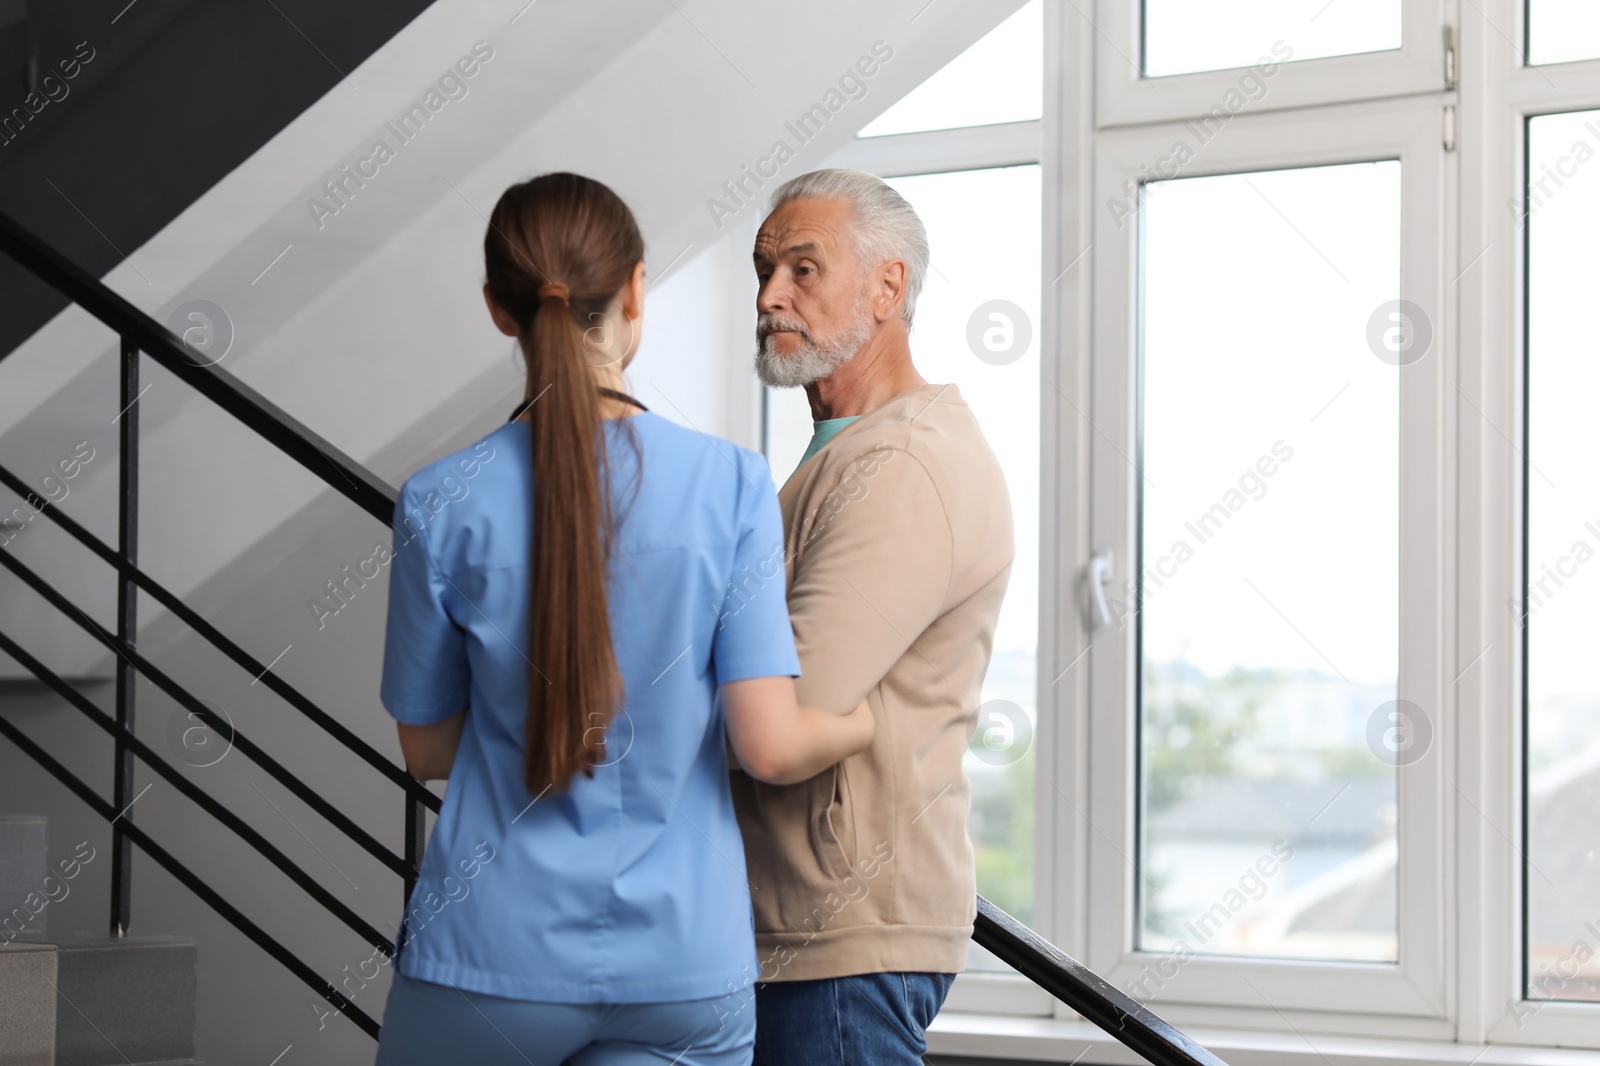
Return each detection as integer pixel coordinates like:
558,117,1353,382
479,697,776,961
0,209,1229,1063
0,209,430,1038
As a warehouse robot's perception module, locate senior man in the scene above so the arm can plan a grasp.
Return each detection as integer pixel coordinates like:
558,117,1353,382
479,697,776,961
731,168,1014,1065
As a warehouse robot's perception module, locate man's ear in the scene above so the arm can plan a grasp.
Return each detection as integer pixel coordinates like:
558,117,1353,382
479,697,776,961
483,285,520,337
873,259,907,324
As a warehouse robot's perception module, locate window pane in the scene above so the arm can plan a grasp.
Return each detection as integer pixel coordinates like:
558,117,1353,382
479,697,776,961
765,166,1041,944
857,0,1041,137
1528,0,1600,66
1525,109,1600,1003
1143,0,1401,77
1138,162,1401,963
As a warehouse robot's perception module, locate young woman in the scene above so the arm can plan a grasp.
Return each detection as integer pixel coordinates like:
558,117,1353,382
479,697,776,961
373,172,874,1065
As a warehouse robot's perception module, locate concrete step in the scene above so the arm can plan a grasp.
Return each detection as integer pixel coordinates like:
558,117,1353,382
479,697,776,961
0,941,58,1065
0,813,49,939
11,933,197,1066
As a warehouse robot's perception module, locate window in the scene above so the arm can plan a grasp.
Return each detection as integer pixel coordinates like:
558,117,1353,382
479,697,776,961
747,0,1600,1056
1087,93,1448,1019
1143,0,1402,77
1097,0,1442,126
1527,1,1600,66
1524,107,1600,1004
1138,161,1401,965
856,0,1042,138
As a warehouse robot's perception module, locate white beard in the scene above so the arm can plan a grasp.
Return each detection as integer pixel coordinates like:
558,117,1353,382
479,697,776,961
754,302,871,389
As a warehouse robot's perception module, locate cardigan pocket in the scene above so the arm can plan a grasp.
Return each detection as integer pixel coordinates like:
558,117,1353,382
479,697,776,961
810,761,858,882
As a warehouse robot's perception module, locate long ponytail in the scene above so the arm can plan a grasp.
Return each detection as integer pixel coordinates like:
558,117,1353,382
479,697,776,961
483,173,643,797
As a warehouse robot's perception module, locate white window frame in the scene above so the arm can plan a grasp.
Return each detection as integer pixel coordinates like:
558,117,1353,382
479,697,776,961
1084,91,1454,1030
1094,0,1450,127
748,0,1600,1056
1459,0,1600,1054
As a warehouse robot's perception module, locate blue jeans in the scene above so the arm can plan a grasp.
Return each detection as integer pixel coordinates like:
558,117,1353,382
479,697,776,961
752,972,955,1065
374,970,755,1065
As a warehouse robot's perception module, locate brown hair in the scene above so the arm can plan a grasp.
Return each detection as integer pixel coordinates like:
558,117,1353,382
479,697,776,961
483,172,643,797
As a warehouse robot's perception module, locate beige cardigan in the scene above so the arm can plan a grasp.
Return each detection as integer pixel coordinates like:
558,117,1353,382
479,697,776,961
731,382,1015,981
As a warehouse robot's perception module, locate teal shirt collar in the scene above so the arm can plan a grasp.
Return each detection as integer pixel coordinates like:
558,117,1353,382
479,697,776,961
797,415,862,467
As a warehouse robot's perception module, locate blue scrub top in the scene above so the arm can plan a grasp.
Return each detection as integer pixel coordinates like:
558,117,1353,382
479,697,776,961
379,412,800,1004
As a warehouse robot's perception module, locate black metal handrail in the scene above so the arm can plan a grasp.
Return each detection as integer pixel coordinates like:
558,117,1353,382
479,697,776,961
0,460,439,817
0,209,1229,1064
0,714,380,1035
0,209,429,1039
0,631,392,955
976,896,1231,1066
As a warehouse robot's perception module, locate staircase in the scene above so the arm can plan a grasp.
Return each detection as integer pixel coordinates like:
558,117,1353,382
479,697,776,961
0,208,1234,1066
1,815,199,1065
0,3,1238,1063
0,206,440,1048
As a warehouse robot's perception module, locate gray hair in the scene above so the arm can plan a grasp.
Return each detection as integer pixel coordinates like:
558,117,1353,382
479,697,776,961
766,168,929,331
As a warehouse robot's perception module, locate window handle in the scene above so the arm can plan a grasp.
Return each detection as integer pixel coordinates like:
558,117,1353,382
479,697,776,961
1086,550,1114,630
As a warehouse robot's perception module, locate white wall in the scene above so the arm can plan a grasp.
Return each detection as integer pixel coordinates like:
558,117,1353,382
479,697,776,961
0,1,1030,1062
0,0,1024,678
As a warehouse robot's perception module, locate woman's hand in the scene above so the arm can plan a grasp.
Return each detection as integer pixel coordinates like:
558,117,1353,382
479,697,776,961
722,678,877,785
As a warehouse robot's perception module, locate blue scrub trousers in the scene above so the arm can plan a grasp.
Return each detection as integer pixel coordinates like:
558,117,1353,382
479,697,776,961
374,970,756,1065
